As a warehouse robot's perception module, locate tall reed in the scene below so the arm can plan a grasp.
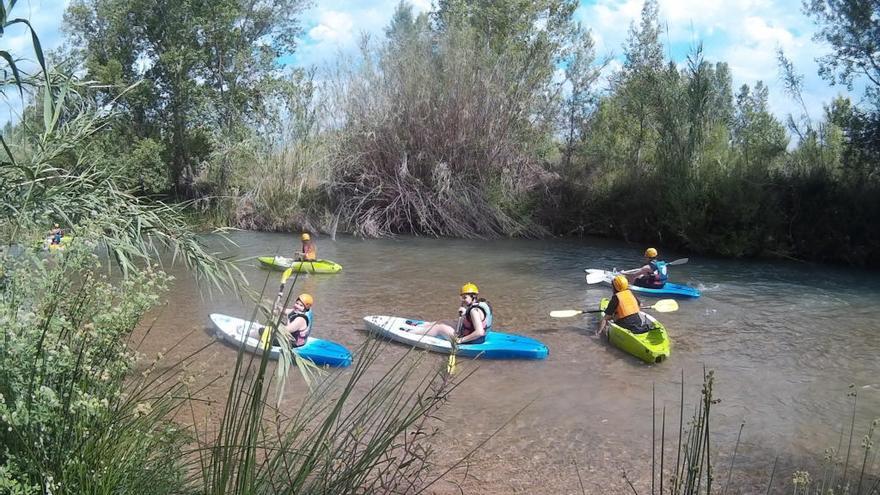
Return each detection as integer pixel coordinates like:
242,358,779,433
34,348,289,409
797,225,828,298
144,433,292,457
607,372,880,495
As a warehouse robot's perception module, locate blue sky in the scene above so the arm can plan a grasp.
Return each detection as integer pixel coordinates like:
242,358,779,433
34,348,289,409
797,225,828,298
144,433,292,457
2,0,869,127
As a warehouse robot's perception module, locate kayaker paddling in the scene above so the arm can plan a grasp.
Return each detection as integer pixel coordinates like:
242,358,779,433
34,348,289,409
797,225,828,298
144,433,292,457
296,233,317,261
598,275,650,336
48,223,64,246
405,283,492,345
620,247,668,289
250,293,314,348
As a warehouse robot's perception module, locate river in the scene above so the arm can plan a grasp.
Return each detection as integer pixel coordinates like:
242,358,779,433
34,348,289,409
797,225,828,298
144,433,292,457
143,232,880,493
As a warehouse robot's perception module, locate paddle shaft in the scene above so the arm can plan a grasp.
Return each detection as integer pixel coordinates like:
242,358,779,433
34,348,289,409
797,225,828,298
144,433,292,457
267,267,298,343
447,314,464,374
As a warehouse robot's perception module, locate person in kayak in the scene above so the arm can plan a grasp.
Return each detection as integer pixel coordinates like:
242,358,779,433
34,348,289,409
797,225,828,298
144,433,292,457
48,223,64,245
598,275,650,336
254,293,314,348
406,283,492,345
297,233,317,261
621,247,668,288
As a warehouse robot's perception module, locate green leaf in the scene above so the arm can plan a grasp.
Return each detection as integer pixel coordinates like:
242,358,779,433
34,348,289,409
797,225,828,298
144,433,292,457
0,50,22,97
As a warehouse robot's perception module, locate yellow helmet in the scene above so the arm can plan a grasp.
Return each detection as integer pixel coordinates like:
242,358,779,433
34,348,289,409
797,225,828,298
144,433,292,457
644,247,658,258
301,233,311,241
460,283,479,295
612,275,629,291
297,293,314,309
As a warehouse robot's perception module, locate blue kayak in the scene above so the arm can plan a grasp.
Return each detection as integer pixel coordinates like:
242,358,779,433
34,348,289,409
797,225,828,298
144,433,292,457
363,315,549,360
210,313,352,367
585,269,701,299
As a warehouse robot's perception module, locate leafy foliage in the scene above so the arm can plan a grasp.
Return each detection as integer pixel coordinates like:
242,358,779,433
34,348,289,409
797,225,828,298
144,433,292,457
63,0,309,194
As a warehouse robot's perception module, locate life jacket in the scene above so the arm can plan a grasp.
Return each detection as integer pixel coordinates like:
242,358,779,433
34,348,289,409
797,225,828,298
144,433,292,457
287,308,313,347
614,290,641,321
460,299,493,337
302,242,317,261
649,260,668,284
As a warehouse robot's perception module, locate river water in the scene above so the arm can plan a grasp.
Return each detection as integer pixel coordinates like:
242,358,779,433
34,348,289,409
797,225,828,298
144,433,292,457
144,232,880,493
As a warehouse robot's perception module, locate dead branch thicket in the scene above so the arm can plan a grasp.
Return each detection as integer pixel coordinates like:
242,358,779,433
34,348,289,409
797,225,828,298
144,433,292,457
328,26,555,238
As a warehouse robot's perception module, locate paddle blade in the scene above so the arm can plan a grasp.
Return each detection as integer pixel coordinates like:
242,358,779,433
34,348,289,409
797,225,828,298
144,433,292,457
585,271,606,284
651,299,679,312
550,309,585,318
281,266,294,283
667,258,689,266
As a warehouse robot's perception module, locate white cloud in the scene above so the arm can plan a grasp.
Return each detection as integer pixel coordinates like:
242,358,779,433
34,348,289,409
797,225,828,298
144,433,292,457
308,11,355,43
742,16,795,46
294,0,432,69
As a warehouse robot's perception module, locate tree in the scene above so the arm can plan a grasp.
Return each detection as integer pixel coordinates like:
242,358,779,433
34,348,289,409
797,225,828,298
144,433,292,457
63,0,308,195
615,0,666,170
732,82,789,167
560,24,602,169
804,0,880,98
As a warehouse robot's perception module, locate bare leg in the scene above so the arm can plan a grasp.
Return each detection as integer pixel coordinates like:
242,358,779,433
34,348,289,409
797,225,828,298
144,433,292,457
406,321,457,341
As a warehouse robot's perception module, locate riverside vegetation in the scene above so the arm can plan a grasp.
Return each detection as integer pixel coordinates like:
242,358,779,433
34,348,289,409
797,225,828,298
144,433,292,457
0,2,482,492
24,0,878,266
1,0,878,493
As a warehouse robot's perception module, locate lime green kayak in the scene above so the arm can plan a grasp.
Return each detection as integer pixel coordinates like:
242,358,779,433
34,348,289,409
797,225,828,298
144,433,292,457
43,235,73,250
257,256,342,274
600,298,670,364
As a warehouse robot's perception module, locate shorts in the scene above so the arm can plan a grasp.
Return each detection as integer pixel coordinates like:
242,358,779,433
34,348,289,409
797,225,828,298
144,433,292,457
616,313,651,334
634,277,665,289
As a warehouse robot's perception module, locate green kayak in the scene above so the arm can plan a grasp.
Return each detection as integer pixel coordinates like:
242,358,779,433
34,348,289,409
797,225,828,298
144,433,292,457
600,298,670,364
257,256,342,274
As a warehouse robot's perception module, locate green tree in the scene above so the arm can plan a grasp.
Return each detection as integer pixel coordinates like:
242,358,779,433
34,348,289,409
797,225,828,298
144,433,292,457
63,0,308,195
615,0,665,170
732,82,788,167
804,0,880,97
560,24,601,169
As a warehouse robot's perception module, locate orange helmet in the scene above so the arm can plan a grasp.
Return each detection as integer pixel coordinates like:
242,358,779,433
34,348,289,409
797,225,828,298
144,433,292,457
460,283,479,295
612,275,629,291
301,233,311,241
297,293,314,309
644,247,658,258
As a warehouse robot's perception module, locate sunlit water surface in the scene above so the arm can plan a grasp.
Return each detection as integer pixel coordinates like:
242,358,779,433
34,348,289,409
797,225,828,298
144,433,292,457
142,233,880,493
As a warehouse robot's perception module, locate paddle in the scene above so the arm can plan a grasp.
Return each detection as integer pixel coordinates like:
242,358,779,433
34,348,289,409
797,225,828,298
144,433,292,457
549,299,679,318
447,314,463,375
583,258,690,284
261,266,296,349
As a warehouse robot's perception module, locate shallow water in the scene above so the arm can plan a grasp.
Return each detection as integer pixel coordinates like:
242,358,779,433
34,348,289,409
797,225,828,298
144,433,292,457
144,232,880,493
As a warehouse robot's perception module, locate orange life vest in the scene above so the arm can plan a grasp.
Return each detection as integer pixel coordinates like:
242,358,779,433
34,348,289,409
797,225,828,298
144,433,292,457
614,289,640,320
302,242,317,261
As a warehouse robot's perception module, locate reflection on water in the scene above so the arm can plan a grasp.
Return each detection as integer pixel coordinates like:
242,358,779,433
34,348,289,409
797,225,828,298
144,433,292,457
143,232,880,493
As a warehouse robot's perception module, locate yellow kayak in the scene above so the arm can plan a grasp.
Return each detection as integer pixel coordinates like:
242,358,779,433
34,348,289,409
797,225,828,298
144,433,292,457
44,235,72,251
257,256,342,274
600,298,670,364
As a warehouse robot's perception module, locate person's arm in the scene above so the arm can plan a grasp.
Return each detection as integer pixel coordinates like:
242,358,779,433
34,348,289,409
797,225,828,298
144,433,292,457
597,296,618,335
457,307,485,344
621,264,651,277
597,314,613,336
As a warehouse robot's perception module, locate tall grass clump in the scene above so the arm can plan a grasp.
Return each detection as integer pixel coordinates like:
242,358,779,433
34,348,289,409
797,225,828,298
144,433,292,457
0,240,197,493
324,2,579,238
197,328,474,494
200,72,339,234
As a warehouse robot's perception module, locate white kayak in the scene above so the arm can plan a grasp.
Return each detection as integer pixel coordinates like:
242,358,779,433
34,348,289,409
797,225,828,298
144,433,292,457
210,313,352,367
363,315,548,360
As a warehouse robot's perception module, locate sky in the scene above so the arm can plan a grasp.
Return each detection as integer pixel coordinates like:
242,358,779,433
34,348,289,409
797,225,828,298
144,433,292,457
1,0,869,127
